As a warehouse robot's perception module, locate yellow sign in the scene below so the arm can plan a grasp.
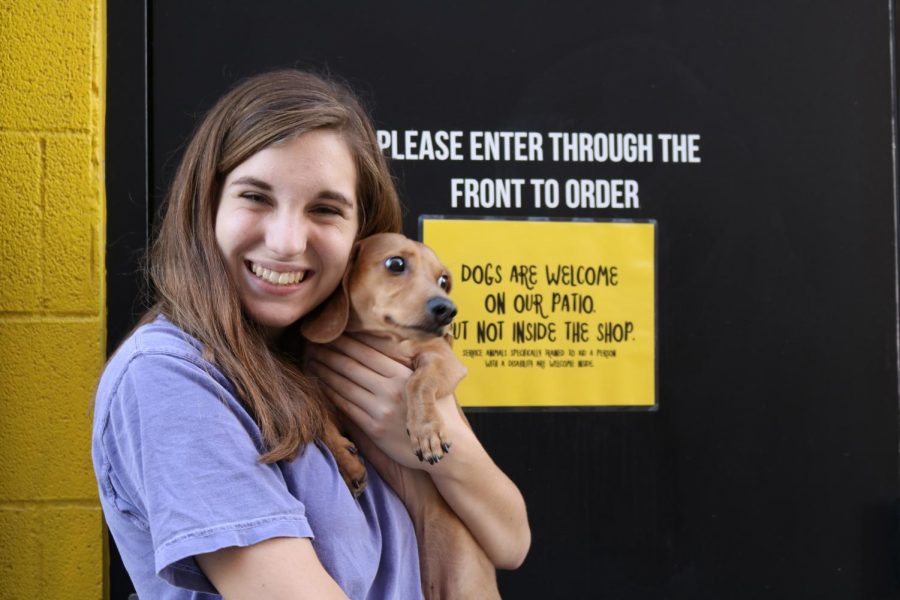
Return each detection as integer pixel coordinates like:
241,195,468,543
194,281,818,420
422,218,656,408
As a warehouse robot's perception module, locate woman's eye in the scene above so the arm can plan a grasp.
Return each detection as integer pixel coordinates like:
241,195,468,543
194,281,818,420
385,256,405,273
241,192,268,204
438,274,450,290
312,204,343,216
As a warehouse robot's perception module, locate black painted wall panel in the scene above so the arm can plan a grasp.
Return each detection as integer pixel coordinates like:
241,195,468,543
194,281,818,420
105,1,900,597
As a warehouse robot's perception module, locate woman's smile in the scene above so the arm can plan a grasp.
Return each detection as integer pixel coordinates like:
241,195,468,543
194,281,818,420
247,260,310,286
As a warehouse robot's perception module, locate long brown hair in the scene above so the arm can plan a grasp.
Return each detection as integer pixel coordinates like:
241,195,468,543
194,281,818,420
147,70,401,462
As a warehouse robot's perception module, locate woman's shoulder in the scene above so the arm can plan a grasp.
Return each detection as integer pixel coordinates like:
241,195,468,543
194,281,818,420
97,315,228,409
109,315,207,369
117,314,204,361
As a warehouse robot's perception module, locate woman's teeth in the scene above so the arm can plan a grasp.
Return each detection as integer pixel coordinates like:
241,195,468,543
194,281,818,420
250,263,306,285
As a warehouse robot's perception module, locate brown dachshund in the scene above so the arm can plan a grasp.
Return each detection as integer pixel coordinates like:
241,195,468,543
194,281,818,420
302,232,500,600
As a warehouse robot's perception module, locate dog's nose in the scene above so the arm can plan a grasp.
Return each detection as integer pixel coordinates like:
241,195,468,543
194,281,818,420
427,297,457,326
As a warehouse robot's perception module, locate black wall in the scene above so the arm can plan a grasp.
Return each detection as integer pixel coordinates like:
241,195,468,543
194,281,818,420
107,1,900,597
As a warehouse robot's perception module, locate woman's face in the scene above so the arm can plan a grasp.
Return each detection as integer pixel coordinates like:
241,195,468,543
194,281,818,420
215,129,359,337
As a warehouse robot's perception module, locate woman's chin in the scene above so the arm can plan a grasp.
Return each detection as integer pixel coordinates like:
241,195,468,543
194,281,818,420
246,306,307,339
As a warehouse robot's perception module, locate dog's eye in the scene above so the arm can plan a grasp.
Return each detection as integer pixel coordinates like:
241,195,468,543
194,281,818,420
385,256,406,273
437,274,450,290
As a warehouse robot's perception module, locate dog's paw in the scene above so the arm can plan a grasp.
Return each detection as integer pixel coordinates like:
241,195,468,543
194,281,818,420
334,441,368,497
407,420,451,465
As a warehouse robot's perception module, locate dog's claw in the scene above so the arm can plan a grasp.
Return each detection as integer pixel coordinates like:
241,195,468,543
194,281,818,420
408,421,451,466
350,471,368,497
347,445,358,455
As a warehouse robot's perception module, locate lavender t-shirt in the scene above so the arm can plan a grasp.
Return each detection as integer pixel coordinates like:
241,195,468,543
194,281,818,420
92,316,422,599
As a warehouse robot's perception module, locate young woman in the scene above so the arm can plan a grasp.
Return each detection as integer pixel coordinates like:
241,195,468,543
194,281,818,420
92,70,529,599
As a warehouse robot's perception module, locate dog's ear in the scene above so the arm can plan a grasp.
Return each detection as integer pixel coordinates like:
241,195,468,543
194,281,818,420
300,243,360,343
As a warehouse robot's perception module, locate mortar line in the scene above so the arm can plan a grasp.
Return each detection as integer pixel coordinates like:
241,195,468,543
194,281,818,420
0,128,92,135
91,0,103,328
39,137,47,311
0,499,100,509
0,312,100,322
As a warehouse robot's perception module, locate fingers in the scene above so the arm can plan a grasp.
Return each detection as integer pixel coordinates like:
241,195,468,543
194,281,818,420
308,356,372,413
306,335,411,400
308,345,382,396
332,334,413,378
315,373,376,429
306,335,426,470
314,362,417,469
308,351,406,428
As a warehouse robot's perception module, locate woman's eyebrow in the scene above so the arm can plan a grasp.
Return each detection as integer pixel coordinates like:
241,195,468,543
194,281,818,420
230,175,273,190
318,190,354,207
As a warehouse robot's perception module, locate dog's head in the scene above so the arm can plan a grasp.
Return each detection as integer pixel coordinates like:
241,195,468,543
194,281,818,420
301,233,456,343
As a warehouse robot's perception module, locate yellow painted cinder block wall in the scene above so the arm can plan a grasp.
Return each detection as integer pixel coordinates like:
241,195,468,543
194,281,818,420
0,0,106,598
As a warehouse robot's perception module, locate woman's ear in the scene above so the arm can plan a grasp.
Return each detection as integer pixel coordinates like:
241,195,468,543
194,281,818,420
300,243,359,343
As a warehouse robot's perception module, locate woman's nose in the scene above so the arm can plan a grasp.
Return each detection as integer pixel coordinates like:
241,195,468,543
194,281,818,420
266,213,307,257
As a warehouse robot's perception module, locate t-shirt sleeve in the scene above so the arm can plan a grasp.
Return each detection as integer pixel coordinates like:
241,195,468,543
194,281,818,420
101,349,314,593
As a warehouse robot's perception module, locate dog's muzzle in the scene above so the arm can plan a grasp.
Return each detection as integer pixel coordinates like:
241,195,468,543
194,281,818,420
427,297,457,327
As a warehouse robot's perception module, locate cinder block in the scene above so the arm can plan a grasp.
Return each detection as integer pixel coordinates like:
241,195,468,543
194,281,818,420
40,506,104,599
0,1,94,130
0,320,103,501
0,133,43,312
0,507,41,600
43,135,102,313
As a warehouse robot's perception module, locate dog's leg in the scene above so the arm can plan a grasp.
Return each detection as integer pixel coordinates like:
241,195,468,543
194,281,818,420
405,365,449,464
414,484,501,600
321,413,368,497
405,350,467,464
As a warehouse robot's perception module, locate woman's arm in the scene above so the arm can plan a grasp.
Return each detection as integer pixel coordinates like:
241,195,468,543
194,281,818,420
307,335,531,569
196,537,349,600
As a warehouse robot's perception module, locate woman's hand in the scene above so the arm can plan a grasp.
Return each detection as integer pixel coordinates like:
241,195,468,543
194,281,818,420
306,334,531,569
307,333,452,469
